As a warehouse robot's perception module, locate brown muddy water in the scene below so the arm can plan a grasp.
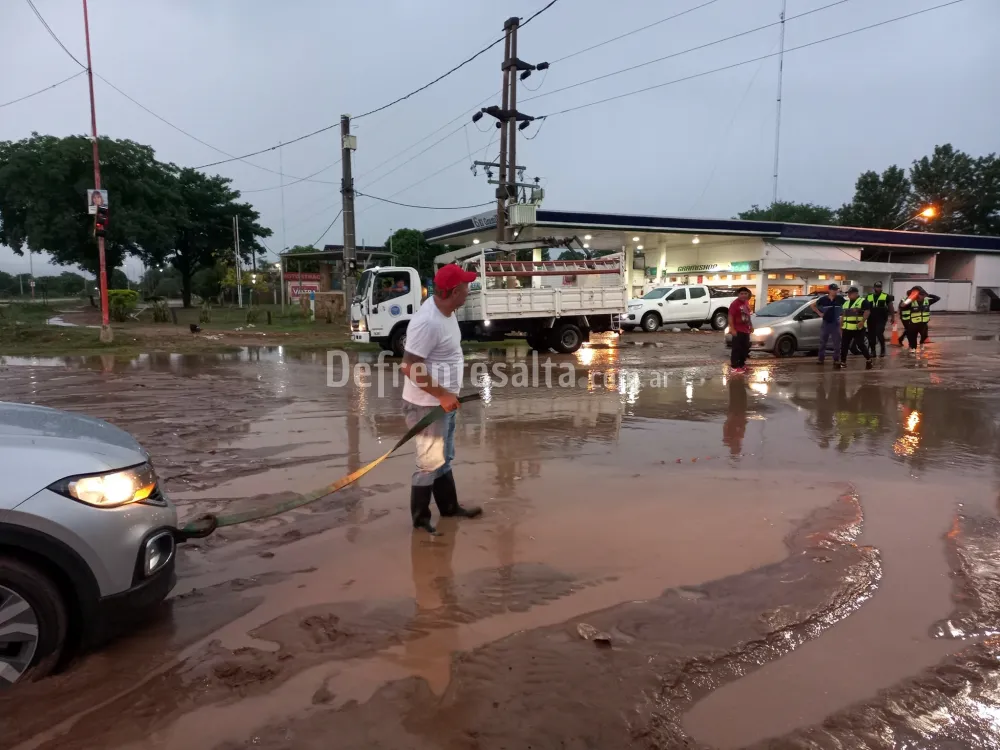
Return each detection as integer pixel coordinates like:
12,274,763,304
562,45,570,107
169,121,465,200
2,335,1000,749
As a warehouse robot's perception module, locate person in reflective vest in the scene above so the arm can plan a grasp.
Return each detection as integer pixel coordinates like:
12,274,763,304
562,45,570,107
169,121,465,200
864,282,895,357
838,286,873,370
899,287,941,349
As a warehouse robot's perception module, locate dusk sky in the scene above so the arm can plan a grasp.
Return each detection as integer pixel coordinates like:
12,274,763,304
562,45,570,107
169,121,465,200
2,0,997,279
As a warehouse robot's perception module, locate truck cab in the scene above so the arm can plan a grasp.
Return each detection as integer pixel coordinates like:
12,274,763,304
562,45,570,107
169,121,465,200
350,267,424,356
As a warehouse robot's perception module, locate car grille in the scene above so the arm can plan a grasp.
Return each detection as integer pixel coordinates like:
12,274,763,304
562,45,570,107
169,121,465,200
143,485,167,507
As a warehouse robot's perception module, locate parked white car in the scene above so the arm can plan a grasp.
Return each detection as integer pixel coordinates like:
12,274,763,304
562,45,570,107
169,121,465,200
622,285,738,332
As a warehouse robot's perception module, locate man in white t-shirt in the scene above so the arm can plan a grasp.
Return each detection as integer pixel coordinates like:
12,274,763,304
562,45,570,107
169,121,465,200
401,263,483,534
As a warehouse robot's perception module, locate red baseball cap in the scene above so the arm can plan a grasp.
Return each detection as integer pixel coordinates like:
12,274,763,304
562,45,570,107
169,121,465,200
434,263,477,292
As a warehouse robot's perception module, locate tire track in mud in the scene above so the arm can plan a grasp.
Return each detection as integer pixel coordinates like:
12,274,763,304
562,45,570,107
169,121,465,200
198,489,883,749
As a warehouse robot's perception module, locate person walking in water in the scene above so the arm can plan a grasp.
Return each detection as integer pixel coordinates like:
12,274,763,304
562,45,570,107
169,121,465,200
400,264,483,534
899,286,941,349
839,286,874,370
865,281,894,357
728,287,754,375
809,283,844,366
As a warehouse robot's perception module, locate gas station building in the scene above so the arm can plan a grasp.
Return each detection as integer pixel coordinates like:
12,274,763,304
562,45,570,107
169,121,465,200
423,209,1000,312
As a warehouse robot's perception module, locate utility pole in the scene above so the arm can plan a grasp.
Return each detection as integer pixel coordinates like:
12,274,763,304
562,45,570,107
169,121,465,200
82,0,112,342
771,0,787,206
474,17,547,243
340,115,357,307
233,216,243,308
278,141,288,258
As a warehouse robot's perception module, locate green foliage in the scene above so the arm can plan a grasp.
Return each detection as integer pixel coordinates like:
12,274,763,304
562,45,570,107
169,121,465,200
199,302,212,324
151,300,171,323
909,144,1000,235
0,134,178,275
107,288,138,322
191,265,223,302
245,307,260,325
385,229,434,279
515,248,552,261
153,275,182,298
283,245,322,273
838,166,911,229
737,201,838,224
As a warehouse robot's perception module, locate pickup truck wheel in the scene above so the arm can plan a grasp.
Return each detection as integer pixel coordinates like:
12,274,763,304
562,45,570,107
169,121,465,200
687,322,703,330
0,557,68,687
526,332,550,353
551,323,583,354
640,312,661,333
774,335,797,358
390,327,408,358
620,325,635,333
711,309,729,331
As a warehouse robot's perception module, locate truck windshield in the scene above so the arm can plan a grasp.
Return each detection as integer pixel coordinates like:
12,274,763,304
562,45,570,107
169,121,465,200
642,287,672,299
354,270,374,301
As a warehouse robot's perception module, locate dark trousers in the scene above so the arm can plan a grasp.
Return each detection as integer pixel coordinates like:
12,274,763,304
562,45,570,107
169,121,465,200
906,322,929,348
840,329,871,363
899,320,913,346
731,332,751,368
867,316,888,355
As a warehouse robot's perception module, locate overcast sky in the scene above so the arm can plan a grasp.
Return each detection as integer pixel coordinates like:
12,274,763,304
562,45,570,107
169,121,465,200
1,0,997,279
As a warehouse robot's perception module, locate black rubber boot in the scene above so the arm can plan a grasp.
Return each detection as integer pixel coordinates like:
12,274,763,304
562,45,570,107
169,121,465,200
433,471,482,519
411,484,437,534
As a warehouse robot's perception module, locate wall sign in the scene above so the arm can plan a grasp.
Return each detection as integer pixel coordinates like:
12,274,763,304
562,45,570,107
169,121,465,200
675,261,760,274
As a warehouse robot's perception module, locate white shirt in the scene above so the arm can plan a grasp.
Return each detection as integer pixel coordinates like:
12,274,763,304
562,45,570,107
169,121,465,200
402,298,463,407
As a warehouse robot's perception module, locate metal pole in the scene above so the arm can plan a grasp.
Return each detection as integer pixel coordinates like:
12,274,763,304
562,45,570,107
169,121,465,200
771,0,787,206
28,251,34,301
82,0,111,341
279,141,287,262
234,216,243,308
279,258,285,312
496,24,512,243
507,17,520,243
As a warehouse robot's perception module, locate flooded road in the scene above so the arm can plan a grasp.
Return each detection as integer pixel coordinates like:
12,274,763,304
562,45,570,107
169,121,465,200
2,326,1000,749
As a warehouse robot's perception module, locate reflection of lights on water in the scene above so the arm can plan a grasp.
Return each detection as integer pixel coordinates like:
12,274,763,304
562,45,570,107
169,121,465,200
617,371,640,404
477,371,493,404
685,382,694,403
906,410,921,433
753,368,771,384
576,346,595,366
750,382,769,396
893,434,920,457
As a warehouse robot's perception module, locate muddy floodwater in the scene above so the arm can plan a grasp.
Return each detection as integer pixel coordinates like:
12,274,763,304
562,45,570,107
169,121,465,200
2,321,1000,749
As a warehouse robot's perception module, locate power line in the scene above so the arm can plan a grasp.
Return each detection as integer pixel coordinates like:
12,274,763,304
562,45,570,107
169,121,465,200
24,0,86,69
525,0,855,105
537,0,969,119
240,160,341,193
311,208,344,248
195,1,560,168
357,123,467,191
551,0,722,64
0,71,85,109
355,192,493,210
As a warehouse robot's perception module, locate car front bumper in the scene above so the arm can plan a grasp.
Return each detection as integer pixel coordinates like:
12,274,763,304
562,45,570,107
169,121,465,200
351,331,371,343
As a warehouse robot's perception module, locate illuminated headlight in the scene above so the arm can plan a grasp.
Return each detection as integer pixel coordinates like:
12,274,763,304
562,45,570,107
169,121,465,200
358,319,367,332
49,462,159,508
753,327,773,337
483,319,491,327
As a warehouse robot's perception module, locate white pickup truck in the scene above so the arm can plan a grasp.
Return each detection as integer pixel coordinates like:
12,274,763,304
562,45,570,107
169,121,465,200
350,240,627,356
622,284,739,332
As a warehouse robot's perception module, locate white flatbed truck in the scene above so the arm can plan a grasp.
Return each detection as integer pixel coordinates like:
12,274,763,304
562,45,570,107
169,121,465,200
350,240,627,356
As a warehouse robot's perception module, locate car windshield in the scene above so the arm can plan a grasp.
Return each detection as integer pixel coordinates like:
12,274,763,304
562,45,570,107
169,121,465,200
755,298,807,317
642,287,672,299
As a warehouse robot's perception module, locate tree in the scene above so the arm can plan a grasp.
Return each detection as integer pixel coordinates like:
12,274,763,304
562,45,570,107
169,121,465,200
282,244,321,273
514,248,551,262
0,133,178,276
161,168,271,307
109,268,130,289
191,264,224,302
737,201,837,224
837,166,911,229
385,229,435,279
909,144,1000,235
559,248,586,261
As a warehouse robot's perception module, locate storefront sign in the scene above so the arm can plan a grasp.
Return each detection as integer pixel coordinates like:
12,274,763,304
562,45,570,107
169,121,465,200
283,272,321,282
288,281,320,299
471,211,498,229
675,261,760,274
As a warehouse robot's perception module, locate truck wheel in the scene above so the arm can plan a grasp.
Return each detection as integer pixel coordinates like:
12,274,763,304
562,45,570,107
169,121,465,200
526,332,550,353
711,309,729,331
389,326,408,358
620,325,635,333
551,322,583,354
774,335,797,358
377,340,392,351
687,322,703,330
640,312,661,333
0,557,68,687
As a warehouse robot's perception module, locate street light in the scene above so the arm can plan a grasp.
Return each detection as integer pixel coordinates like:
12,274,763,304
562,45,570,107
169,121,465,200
894,206,937,230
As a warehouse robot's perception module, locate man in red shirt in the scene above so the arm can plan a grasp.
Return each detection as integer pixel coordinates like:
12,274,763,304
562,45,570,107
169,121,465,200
728,287,754,374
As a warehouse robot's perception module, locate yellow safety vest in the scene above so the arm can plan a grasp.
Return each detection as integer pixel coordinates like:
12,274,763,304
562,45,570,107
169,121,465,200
841,298,866,330
865,292,889,308
909,298,932,323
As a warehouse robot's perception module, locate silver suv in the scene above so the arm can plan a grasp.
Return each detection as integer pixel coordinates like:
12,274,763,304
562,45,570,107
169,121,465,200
0,402,178,687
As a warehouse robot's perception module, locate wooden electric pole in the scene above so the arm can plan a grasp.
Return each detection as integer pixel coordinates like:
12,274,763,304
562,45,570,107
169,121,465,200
340,115,357,306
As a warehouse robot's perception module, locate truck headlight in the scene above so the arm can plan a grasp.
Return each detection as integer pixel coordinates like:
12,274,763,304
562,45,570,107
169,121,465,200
49,462,159,508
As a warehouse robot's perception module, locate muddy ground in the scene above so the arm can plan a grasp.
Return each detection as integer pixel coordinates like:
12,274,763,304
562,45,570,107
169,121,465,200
1,315,1000,749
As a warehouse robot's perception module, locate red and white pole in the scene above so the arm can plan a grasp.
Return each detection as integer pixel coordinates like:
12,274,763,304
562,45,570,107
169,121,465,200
82,0,111,341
